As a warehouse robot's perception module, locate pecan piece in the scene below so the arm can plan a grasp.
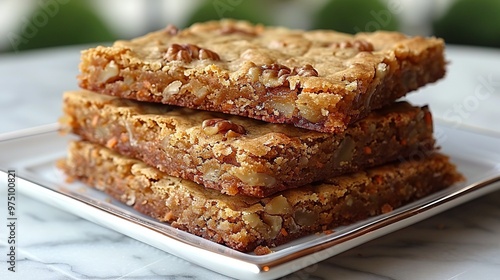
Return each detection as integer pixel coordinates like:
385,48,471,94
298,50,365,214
261,63,319,78
261,63,292,78
202,118,246,136
256,63,319,87
164,43,220,63
292,64,319,77
260,63,293,87
331,39,374,52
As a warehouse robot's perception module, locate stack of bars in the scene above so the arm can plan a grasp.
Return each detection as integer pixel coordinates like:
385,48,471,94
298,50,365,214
59,20,464,253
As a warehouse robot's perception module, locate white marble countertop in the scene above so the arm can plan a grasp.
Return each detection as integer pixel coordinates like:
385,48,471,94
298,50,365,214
0,45,500,280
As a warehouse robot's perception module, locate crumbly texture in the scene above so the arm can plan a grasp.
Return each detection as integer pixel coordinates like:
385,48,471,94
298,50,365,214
61,140,464,252
61,90,436,197
78,19,446,133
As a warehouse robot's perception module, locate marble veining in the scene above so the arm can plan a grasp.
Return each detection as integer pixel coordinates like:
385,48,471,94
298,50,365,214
1,46,500,280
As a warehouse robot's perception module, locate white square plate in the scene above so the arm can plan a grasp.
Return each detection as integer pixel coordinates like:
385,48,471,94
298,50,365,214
1,121,499,280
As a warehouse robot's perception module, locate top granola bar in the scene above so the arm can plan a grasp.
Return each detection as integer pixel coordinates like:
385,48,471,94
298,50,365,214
78,19,445,133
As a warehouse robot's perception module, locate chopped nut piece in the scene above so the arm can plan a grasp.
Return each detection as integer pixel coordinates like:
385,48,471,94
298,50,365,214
164,43,220,63
294,210,319,227
163,80,182,96
97,61,120,83
264,196,292,215
202,118,246,135
293,64,319,77
260,63,292,87
257,63,320,87
262,214,283,238
242,213,262,228
261,63,292,76
125,194,136,206
267,98,295,118
233,171,277,188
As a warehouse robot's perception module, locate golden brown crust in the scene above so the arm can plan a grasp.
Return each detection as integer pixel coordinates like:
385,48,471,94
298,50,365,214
78,19,446,132
61,90,436,197
61,140,464,252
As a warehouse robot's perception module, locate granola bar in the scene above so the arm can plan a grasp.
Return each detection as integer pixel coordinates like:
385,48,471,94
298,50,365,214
60,140,463,252
78,19,445,132
61,90,436,197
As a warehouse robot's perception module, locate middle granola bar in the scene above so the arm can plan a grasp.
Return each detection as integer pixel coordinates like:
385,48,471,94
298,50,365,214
61,90,435,197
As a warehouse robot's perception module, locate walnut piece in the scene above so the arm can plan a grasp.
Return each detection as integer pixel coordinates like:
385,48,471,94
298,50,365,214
293,209,319,226
292,64,319,77
164,43,220,63
257,63,319,87
233,171,277,188
98,61,120,83
262,213,283,238
261,64,319,78
242,213,262,228
332,40,374,52
260,64,291,87
262,63,292,77
202,118,246,136
267,97,295,118
264,196,292,215
124,194,136,206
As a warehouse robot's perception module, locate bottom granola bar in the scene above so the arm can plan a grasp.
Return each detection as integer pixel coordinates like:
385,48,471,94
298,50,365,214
60,140,463,252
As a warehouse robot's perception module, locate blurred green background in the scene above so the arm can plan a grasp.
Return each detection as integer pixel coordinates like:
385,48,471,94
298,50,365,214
1,0,499,53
